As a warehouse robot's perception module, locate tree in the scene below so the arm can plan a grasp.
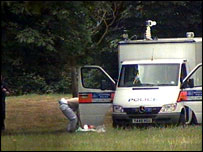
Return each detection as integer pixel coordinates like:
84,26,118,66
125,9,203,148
1,1,202,96
118,1,202,38
1,1,130,96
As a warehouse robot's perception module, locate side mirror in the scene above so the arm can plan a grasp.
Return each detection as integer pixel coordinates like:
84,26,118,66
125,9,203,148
181,78,194,89
188,78,194,88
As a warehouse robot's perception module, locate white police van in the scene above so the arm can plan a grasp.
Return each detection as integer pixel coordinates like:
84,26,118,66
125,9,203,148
77,21,202,127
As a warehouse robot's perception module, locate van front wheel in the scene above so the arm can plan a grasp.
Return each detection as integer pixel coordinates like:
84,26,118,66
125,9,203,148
179,109,186,126
179,106,193,126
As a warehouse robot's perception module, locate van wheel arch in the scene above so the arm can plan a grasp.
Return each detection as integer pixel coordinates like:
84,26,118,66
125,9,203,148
179,106,193,125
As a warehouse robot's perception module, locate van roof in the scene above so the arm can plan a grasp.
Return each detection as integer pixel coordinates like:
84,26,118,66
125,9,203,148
122,59,186,65
119,37,202,45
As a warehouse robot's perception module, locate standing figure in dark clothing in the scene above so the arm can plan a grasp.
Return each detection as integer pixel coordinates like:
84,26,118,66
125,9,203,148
1,75,10,131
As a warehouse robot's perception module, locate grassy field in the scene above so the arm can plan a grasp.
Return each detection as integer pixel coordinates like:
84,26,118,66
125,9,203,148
1,94,202,151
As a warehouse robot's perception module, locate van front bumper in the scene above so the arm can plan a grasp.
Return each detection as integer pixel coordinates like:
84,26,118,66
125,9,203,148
112,112,181,125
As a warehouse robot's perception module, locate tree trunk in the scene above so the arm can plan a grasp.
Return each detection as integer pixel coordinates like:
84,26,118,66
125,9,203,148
71,66,78,97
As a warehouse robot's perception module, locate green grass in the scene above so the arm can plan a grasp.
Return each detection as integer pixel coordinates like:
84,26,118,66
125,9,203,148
1,94,202,151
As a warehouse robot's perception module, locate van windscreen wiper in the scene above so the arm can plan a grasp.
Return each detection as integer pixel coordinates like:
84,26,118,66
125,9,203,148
156,84,175,86
140,83,157,86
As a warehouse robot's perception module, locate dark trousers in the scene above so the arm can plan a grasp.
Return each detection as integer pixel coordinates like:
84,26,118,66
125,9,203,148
1,96,6,130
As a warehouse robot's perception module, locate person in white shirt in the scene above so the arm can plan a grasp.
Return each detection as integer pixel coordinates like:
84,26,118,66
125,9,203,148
59,98,80,132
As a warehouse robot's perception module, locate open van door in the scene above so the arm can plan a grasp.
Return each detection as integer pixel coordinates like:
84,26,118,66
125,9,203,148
78,65,116,126
181,63,202,124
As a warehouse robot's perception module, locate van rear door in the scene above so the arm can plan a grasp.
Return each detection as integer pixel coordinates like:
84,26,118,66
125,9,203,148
78,65,116,126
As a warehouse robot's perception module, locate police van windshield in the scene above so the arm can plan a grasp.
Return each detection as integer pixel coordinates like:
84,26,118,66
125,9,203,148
118,64,180,87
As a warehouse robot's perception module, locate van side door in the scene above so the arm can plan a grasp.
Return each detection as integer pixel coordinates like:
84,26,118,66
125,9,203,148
181,63,202,124
78,65,116,126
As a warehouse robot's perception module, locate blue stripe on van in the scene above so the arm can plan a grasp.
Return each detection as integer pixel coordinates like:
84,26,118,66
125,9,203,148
187,90,202,96
79,92,113,99
92,92,111,99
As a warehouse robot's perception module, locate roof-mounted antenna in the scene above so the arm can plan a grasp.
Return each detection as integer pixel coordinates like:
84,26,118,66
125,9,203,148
144,20,156,40
122,30,129,42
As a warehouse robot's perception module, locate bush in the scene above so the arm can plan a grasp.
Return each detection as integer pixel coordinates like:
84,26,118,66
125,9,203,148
6,72,72,95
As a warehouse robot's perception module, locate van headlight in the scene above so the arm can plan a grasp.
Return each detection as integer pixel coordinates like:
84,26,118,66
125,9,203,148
160,103,177,113
113,105,124,113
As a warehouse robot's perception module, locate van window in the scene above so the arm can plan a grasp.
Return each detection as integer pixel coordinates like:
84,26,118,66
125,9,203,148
81,67,114,90
118,64,180,87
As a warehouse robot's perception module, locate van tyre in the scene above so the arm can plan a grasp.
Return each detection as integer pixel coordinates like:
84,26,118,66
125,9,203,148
179,109,186,127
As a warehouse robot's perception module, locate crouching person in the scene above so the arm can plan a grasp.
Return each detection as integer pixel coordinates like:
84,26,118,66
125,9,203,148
59,98,80,133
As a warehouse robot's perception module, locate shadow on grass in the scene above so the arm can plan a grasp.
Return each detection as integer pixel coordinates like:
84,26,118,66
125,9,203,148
113,123,187,130
1,128,68,136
